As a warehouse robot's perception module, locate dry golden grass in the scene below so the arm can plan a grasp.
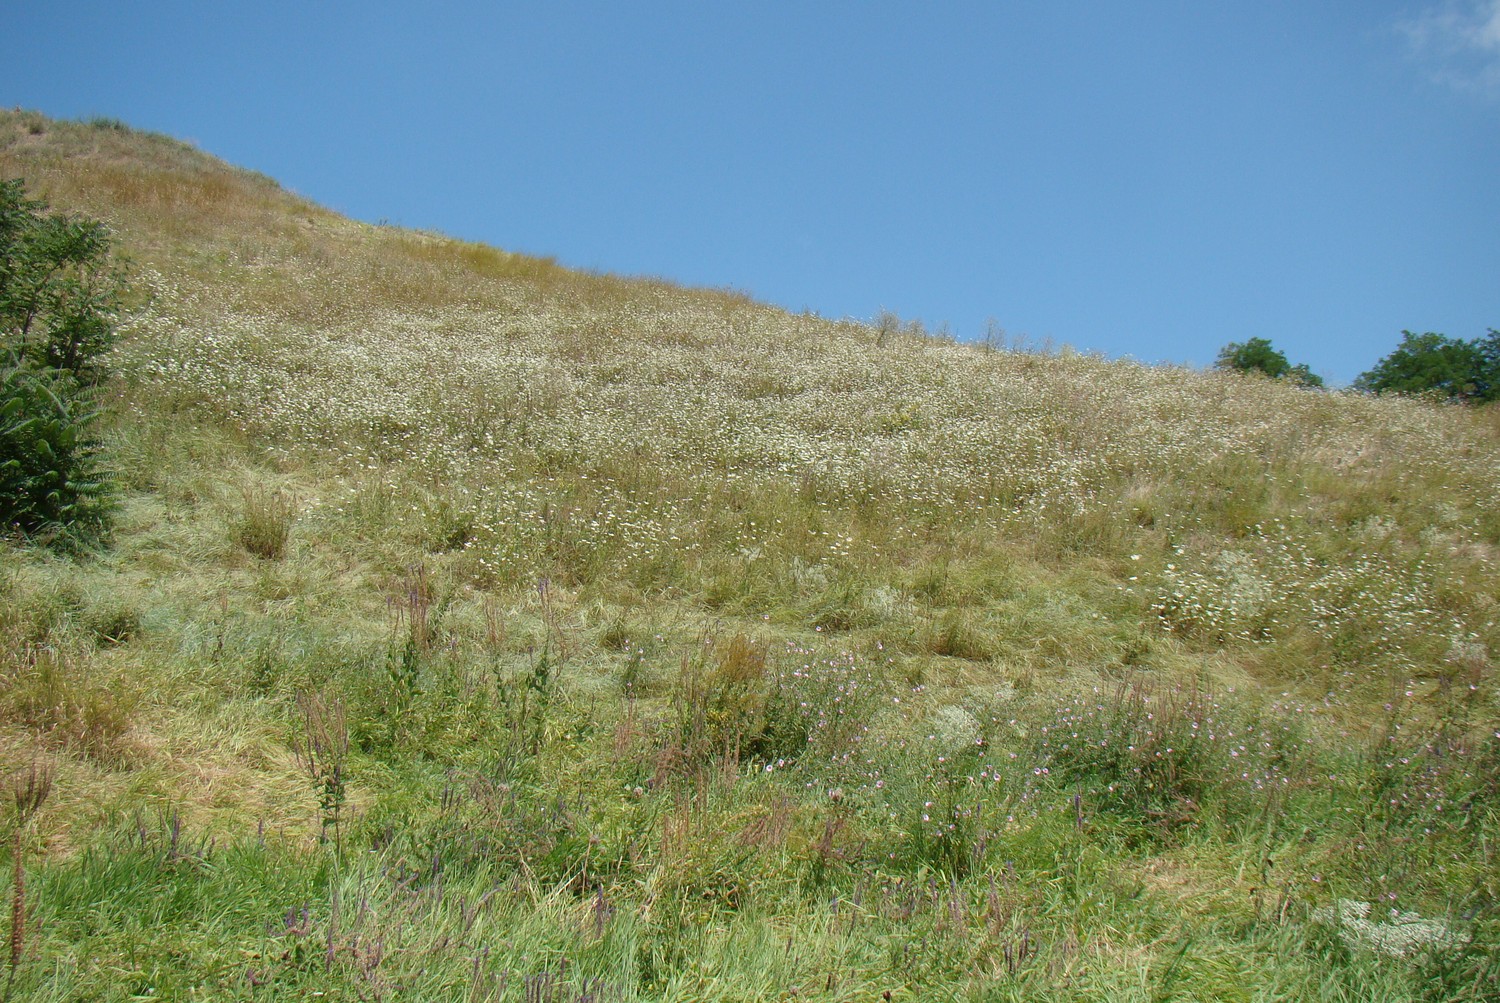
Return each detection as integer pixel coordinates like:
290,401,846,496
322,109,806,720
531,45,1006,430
0,110,1496,1000
7,105,1496,724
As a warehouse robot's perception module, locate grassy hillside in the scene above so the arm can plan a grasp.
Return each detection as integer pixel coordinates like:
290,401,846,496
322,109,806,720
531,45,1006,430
1,108,1497,1001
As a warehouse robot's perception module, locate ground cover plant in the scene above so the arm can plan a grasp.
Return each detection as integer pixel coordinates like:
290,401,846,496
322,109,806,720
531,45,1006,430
0,108,1496,1000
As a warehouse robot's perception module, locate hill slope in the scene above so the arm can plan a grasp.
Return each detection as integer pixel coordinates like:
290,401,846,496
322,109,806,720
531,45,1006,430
2,109,1497,1000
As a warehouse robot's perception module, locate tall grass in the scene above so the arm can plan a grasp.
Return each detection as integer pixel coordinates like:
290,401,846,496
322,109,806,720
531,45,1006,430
0,108,1496,998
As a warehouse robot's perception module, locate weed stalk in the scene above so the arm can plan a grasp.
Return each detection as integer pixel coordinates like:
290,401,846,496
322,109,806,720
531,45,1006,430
6,761,52,1002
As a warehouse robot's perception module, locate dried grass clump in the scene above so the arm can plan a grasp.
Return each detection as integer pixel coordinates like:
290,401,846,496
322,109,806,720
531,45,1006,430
235,485,295,560
0,646,134,765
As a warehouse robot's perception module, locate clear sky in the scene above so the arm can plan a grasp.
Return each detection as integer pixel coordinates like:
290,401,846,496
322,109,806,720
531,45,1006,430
5,2,1498,384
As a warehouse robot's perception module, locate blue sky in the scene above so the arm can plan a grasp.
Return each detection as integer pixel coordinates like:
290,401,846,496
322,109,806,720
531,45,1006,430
5,2,1498,384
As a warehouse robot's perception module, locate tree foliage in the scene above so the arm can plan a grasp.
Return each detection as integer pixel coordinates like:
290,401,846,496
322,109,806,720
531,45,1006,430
1355,330,1499,403
1215,337,1323,388
1482,328,1500,400
1,177,120,542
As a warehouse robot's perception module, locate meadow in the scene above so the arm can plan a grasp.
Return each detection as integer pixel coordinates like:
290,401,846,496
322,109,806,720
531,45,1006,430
1,109,1497,1001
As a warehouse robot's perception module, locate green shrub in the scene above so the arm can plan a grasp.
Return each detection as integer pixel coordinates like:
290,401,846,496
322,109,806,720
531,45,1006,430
0,360,113,539
1216,336,1323,387
1,177,121,542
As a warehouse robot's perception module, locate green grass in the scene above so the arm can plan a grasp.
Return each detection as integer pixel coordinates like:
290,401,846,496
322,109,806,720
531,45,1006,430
0,107,1497,999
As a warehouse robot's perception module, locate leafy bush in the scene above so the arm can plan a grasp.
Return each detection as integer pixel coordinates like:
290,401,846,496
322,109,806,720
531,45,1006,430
1,178,120,541
1,365,102,533
1216,336,1323,387
1355,329,1498,402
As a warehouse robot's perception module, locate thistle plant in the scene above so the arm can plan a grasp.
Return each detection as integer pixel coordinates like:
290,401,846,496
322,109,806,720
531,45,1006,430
295,692,349,853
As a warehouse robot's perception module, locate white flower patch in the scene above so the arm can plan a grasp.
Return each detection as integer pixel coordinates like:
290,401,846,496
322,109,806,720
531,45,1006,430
1312,899,1462,958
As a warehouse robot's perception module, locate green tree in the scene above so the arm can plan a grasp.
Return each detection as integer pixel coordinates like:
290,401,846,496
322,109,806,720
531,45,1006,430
1,178,120,542
1477,328,1500,402
1215,337,1323,387
1354,331,1487,401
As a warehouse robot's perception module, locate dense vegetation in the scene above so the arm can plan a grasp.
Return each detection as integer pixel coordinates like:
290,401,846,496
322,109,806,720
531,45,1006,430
0,109,1496,1001
1215,337,1322,388
1356,330,1500,403
1,177,119,541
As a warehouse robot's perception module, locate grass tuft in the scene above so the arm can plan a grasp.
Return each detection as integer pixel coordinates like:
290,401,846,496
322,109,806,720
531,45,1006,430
235,484,296,560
